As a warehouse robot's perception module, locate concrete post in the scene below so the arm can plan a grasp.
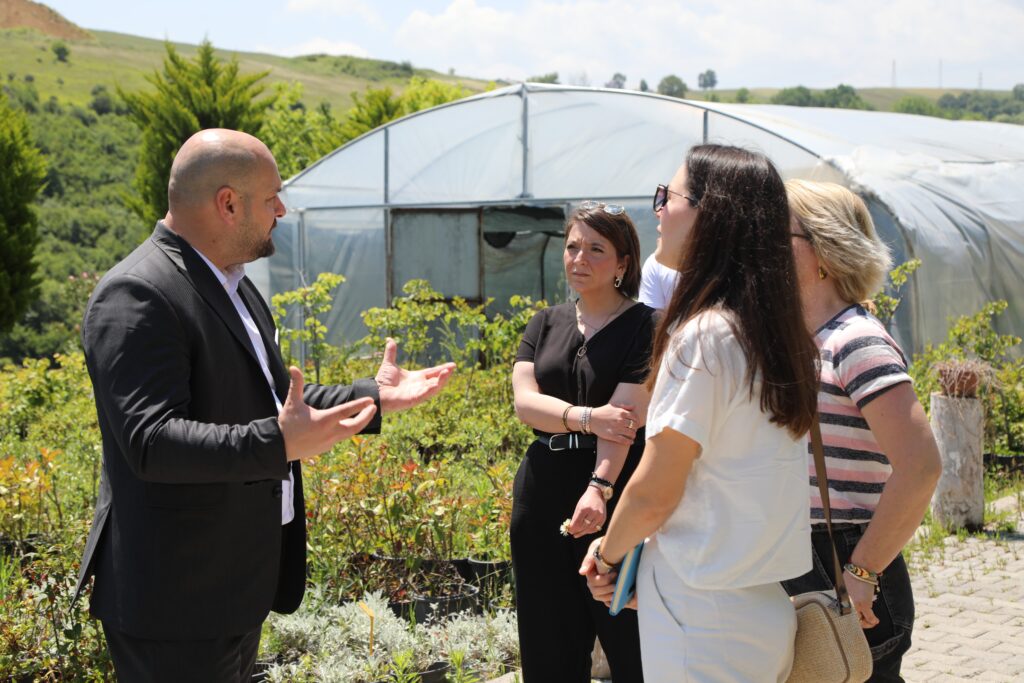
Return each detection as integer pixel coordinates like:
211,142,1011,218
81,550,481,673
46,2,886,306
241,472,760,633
930,393,985,530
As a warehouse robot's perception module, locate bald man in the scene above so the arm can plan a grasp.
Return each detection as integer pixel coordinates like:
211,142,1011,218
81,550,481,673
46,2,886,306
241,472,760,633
76,130,454,681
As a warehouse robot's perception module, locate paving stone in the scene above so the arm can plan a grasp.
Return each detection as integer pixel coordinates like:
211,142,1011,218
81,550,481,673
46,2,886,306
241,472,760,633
975,670,1020,682
901,498,1024,682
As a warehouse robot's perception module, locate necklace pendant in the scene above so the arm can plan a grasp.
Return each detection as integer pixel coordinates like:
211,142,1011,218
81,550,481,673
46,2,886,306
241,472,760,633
577,346,587,358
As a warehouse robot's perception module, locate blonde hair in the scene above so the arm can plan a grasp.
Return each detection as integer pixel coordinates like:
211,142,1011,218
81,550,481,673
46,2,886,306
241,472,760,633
786,179,892,304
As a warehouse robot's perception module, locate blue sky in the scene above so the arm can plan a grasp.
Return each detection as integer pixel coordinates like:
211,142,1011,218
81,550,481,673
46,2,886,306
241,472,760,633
43,0,1024,90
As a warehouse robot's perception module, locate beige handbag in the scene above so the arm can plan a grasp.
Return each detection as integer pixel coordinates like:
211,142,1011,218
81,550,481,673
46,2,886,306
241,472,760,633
786,420,873,683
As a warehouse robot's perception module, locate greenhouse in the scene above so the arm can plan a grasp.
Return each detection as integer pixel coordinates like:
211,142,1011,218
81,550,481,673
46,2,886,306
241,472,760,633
249,83,1024,354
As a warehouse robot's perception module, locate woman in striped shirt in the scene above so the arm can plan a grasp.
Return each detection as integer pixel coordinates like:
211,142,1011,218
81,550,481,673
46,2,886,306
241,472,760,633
783,179,942,682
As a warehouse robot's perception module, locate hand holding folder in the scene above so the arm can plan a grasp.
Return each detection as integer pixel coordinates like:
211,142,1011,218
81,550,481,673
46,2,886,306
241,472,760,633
581,538,644,615
609,541,643,615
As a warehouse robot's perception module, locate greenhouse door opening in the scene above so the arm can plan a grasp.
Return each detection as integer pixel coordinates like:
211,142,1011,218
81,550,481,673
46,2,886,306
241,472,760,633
389,206,568,313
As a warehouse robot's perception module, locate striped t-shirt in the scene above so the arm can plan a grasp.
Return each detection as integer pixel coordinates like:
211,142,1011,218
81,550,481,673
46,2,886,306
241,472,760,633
810,304,911,524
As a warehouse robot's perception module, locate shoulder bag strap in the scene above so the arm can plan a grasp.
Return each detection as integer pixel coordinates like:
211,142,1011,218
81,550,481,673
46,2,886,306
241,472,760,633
810,418,853,616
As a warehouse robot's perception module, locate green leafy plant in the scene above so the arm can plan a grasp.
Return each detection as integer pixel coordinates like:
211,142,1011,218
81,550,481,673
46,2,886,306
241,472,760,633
872,258,921,324
271,271,347,384
909,300,1024,453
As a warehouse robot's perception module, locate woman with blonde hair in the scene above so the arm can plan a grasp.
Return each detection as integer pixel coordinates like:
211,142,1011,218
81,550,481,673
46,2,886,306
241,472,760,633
783,179,941,683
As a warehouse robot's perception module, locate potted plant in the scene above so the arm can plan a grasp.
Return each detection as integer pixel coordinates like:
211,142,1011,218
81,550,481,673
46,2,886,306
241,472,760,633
929,358,993,530
933,358,992,398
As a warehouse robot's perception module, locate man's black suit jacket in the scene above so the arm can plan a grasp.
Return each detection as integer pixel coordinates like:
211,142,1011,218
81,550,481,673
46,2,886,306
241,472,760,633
76,222,381,640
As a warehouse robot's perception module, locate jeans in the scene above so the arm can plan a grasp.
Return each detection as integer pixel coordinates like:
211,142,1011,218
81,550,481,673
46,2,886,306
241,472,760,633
781,523,915,683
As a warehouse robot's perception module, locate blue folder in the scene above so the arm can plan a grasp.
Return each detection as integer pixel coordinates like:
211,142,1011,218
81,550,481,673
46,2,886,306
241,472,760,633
609,541,644,616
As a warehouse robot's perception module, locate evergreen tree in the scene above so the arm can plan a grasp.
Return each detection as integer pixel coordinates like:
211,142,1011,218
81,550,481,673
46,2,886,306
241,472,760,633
339,86,403,143
339,77,469,144
698,69,717,91
119,40,274,226
0,97,47,333
605,73,627,89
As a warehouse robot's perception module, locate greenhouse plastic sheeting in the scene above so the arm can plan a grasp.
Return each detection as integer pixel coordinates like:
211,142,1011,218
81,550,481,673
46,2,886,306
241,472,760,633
261,83,1024,353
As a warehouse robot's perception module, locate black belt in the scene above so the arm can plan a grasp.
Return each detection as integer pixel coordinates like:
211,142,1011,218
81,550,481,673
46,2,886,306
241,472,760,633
537,433,597,451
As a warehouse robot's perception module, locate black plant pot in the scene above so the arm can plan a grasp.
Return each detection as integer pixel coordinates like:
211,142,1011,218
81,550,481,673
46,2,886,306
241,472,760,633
388,598,414,621
468,557,514,607
412,582,480,624
450,557,473,583
419,660,451,683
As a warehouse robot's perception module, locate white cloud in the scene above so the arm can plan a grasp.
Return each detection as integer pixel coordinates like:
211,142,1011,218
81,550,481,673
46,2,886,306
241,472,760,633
393,0,1024,89
286,0,381,26
264,37,370,58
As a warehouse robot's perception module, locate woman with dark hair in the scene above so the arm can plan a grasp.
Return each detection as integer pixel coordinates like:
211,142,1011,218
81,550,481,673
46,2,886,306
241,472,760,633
581,145,820,681
512,201,654,681
784,180,941,682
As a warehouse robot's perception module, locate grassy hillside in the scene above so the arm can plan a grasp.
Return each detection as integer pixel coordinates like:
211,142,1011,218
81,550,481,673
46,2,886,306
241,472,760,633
0,27,495,112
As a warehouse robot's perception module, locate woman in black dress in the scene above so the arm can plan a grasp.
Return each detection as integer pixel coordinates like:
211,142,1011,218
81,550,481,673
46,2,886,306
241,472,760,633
511,201,654,682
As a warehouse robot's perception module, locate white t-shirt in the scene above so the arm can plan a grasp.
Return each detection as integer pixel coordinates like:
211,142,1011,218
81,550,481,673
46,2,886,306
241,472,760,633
638,254,678,310
645,309,811,589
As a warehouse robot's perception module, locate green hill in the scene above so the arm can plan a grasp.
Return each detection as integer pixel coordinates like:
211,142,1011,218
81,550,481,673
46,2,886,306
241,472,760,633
0,26,495,112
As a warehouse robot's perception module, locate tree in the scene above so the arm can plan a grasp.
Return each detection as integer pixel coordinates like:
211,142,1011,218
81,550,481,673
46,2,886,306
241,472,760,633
334,76,471,148
398,76,469,114
261,84,345,180
771,84,871,110
51,41,70,63
605,73,627,89
0,97,47,333
88,84,115,115
527,73,559,84
119,40,274,226
338,86,403,143
735,87,750,103
818,84,871,110
1014,84,1024,101
639,79,649,92
698,69,717,91
657,75,688,99
771,86,816,107
892,95,944,118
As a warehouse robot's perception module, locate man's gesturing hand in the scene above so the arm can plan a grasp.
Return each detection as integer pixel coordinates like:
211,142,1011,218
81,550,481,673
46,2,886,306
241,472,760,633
278,367,377,462
375,338,456,414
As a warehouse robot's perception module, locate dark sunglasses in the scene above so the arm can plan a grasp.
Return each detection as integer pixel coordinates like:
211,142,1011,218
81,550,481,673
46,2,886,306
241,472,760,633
653,184,698,212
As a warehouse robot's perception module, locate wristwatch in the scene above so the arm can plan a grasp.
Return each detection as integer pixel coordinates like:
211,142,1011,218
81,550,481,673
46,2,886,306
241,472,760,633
590,473,614,501
593,543,618,574
589,481,614,501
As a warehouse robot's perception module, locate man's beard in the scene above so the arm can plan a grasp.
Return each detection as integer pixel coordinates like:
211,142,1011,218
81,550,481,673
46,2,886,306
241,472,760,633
239,216,276,262
252,232,276,259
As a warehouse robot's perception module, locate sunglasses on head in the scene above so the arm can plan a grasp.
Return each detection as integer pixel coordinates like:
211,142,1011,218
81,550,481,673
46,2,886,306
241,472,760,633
652,184,698,212
578,200,626,215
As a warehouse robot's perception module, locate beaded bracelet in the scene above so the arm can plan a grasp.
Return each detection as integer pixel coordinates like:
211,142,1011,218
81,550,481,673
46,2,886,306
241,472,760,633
561,405,573,432
580,407,593,434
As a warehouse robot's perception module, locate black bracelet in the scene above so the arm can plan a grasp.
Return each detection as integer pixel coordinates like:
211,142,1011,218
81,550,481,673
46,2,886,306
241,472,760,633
590,473,613,488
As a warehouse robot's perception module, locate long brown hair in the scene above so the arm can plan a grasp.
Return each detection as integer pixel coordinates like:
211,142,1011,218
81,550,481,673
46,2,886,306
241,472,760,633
650,145,819,437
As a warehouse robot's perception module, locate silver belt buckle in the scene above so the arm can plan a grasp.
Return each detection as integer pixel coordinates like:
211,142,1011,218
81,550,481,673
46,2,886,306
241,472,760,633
548,433,573,451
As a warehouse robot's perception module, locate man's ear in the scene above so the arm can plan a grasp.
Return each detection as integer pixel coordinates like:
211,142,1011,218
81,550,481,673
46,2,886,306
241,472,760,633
215,185,240,224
